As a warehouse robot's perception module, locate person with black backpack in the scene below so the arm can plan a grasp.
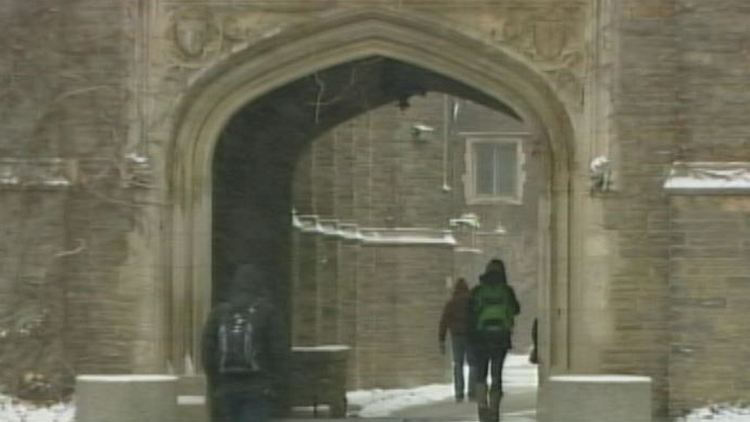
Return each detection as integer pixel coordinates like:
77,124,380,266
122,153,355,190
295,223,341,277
468,259,520,422
201,264,289,422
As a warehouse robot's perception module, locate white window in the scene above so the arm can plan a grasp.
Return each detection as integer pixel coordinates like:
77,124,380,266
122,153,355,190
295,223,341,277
464,136,524,204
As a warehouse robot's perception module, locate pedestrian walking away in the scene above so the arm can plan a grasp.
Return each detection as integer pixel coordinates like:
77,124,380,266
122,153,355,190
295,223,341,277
439,277,476,402
202,264,289,422
468,259,520,422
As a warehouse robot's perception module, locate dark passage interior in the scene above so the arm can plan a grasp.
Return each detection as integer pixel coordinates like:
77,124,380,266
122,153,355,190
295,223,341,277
210,56,552,418
212,57,520,306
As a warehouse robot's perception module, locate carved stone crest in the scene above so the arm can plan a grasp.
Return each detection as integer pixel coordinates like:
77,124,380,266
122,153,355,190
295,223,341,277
171,10,218,60
534,20,568,61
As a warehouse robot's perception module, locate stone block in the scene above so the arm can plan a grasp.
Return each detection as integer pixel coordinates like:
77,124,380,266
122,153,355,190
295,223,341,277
177,395,208,422
542,375,652,422
290,346,350,417
177,375,207,396
76,374,178,422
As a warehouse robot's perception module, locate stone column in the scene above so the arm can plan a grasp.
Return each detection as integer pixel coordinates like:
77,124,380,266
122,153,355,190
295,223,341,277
293,215,320,346
353,244,381,388
317,219,340,344
337,223,361,388
290,215,303,345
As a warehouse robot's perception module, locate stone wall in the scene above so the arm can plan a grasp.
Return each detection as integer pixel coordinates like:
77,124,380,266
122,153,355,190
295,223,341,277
600,0,677,414
355,244,453,389
290,219,456,389
0,1,166,398
605,0,750,415
668,16,750,394
668,195,750,413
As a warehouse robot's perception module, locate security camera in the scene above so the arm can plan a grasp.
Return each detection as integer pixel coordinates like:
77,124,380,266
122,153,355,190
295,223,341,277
411,123,435,141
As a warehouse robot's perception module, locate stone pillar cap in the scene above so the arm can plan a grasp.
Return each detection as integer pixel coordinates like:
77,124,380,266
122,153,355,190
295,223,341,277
77,375,178,382
550,375,651,383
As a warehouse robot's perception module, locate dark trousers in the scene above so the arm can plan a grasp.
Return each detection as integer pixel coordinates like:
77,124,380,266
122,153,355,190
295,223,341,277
213,392,271,422
473,347,509,393
450,334,476,398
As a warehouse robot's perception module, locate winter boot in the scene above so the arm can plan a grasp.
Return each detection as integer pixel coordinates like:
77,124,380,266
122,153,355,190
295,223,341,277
488,389,504,422
474,383,489,422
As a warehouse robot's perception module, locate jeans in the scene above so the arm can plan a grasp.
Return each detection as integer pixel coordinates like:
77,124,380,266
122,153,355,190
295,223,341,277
451,334,475,398
213,392,271,422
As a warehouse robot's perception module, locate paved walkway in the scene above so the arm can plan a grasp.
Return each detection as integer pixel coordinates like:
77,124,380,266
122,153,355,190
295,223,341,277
390,386,537,422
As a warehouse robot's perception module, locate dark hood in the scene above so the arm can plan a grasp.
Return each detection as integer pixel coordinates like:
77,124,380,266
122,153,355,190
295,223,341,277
479,269,507,286
228,264,269,306
452,279,470,298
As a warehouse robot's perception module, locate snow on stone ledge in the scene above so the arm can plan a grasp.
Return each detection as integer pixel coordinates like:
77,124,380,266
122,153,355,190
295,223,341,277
664,162,750,194
294,214,324,233
292,345,351,352
550,374,651,383
77,374,178,382
359,228,457,246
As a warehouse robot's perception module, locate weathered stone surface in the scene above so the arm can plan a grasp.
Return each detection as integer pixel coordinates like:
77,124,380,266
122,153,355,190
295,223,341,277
2,0,750,417
76,375,177,422
668,195,750,413
542,375,652,422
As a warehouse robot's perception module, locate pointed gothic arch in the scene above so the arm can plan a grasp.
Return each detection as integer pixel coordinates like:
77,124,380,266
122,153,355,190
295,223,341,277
165,8,578,378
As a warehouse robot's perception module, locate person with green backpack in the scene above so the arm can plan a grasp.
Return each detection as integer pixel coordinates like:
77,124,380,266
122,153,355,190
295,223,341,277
468,258,520,422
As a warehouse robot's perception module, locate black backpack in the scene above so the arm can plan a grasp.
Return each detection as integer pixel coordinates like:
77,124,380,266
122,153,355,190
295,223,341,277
217,305,262,374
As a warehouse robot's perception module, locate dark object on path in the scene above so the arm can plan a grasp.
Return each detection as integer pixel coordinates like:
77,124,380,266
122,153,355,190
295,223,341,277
289,345,349,417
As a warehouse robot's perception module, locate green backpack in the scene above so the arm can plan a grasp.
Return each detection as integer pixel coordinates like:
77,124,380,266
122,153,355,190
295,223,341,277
474,284,515,333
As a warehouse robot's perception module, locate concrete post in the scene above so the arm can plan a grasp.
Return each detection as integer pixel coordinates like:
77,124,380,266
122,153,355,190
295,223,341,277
542,375,652,422
76,374,178,422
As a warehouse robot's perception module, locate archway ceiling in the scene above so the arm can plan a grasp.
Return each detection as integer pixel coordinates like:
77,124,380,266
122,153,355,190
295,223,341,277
221,56,521,156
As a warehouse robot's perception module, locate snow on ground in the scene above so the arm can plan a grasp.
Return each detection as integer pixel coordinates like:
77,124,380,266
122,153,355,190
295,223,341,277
0,354,536,421
677,405,750,421
6,354,748,422
0,396,74,422
347,354,538,417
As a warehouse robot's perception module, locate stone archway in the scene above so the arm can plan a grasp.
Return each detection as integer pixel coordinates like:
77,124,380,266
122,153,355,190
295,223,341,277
166,8,577,379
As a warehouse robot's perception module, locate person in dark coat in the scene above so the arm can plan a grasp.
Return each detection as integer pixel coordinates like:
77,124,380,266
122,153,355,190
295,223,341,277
202,264,289,422
439,277,475,401
468,259,520,422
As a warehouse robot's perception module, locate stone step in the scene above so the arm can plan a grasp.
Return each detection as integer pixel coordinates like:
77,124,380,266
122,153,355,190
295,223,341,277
540,375,651,422
178,375,207,396
178,395,207,422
